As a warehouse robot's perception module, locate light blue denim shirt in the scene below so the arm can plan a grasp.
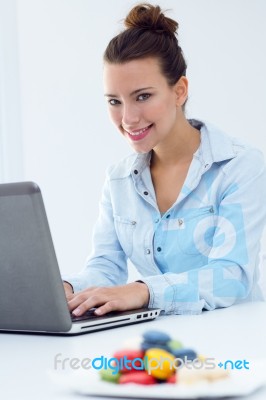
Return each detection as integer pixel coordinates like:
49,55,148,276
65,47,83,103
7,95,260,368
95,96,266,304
65,120,266,314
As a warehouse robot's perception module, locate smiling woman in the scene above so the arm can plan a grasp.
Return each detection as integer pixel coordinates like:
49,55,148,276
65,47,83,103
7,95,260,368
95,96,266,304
103,58,192,154
63,3,266,317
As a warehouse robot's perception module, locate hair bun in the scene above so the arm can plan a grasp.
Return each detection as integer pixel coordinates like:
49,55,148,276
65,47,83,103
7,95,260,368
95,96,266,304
124,3,178,36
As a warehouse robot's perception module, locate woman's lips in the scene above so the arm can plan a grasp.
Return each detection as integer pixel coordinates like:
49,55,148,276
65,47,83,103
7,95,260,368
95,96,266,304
125,124,153,141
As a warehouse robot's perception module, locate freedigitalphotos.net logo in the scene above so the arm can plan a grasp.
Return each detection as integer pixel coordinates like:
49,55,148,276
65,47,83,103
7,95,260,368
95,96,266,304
54,353,250,375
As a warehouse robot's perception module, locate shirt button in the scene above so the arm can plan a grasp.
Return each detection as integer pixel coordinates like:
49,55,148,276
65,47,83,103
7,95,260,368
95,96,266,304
178,219,183,226
131,221,137,225
155,218,159,223
133,170,138,174
166,214,170,219
157,247,162,252
145,249,151,254
143,191,149,195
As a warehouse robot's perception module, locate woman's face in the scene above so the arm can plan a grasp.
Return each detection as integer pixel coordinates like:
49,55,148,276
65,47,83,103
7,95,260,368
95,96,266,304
103,57,186,153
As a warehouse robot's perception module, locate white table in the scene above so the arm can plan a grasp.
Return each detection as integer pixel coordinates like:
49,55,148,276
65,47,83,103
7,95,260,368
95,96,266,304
1,301,266,399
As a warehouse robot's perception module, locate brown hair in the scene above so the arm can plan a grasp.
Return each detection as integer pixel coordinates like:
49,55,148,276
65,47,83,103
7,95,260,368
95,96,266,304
104,3,187,87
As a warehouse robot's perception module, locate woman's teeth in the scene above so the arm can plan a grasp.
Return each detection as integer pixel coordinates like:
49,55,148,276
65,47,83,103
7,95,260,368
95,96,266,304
129,125,151,136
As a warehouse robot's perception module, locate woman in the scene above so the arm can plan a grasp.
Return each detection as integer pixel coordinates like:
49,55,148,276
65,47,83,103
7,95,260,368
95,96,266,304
63,3,266,316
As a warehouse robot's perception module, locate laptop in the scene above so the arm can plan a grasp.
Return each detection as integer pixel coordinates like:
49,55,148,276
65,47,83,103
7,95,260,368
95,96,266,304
0,182,161,335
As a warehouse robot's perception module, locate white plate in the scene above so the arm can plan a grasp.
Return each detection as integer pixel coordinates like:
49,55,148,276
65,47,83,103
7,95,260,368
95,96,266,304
49,359,266,399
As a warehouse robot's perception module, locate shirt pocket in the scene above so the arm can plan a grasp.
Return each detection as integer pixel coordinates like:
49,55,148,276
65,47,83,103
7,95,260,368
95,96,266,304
113,214,137,258
176,206,215,256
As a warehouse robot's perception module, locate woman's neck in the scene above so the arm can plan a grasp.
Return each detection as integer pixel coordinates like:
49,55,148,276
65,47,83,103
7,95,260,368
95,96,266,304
151,117,200,168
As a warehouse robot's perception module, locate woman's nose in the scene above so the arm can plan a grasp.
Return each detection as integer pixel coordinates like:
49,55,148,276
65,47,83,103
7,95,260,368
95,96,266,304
122,104,140,127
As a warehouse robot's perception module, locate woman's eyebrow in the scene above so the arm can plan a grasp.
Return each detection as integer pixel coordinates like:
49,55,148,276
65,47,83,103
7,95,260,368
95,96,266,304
104,87,155,98
130,87,154,96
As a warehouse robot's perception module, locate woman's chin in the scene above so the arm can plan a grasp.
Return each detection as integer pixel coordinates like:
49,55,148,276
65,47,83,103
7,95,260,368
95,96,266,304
130,144,153,154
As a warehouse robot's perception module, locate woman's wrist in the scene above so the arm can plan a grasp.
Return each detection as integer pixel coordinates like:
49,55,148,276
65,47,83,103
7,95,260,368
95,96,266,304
133,281,150,307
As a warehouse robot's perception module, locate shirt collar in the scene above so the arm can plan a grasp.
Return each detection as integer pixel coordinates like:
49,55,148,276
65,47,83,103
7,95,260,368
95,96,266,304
194,119,237,168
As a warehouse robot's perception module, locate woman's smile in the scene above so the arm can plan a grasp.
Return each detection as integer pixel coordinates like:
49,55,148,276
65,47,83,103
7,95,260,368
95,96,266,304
123,124,154,141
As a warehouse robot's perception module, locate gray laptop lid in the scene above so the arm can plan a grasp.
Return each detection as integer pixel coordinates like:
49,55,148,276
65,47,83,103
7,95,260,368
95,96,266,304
0,182,72,333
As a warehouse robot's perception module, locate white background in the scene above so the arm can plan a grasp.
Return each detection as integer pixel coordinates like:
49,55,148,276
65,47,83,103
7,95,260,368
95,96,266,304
1,0,266,280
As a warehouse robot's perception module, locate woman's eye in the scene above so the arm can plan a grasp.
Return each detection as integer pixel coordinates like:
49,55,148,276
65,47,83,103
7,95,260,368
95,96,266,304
137,93,151,101
108,99,120,106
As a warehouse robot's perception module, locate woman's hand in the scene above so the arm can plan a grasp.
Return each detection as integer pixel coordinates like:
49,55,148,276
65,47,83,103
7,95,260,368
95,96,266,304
67,282,150,316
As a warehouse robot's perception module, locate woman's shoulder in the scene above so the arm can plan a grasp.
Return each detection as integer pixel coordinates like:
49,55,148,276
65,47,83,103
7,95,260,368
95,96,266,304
200,120,266,175
223,142,266,180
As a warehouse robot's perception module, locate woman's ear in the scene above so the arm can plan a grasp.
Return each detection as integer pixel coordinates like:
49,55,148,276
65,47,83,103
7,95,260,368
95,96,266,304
174,76,188,107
